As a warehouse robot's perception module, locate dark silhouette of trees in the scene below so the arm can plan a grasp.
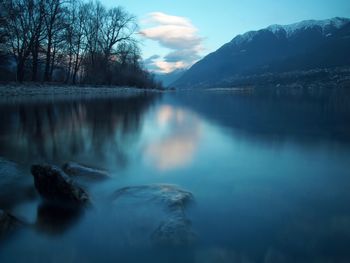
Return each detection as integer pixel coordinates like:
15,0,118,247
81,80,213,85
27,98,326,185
4,0,43,81
0,0,162,89
0,0,9,76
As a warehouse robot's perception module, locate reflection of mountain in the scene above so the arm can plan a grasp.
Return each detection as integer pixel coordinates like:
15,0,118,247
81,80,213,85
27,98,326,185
176,90,350,144
0,95,159,167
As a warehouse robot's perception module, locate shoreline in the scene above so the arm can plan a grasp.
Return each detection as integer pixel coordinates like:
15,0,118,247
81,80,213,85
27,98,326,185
0,83,163,104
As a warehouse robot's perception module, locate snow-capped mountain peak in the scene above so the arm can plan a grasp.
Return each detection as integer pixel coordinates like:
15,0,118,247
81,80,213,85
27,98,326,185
174,17,350,88
231,17,350,45
267,17,350,37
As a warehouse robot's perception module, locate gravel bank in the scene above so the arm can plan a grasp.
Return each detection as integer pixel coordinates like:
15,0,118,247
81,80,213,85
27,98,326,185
0,84,160,104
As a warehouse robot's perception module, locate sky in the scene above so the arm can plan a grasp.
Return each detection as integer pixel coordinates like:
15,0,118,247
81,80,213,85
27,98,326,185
100,0,350,73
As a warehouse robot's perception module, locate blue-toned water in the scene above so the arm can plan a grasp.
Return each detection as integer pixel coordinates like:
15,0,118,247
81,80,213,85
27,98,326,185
1,89,350,262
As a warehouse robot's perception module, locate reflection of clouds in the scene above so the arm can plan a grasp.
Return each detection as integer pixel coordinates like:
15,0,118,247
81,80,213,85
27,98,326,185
156,105,173,126
145,105,202,171
146,135,197,171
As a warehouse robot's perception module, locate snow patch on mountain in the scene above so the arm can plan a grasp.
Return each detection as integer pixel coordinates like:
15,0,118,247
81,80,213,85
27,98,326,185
232,31,259,45
231,17,350,45
268,17,350,37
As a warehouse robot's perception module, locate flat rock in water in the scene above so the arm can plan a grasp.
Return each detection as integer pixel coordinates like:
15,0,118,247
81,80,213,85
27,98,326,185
113,184,193,210
31,164,90,206
112,184,195,247
0,209,22,238
62,162,110,180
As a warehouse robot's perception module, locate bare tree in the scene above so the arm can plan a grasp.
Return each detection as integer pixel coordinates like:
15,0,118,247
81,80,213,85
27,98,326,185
30,0,45,81
0,0,8,52
71,0,86,84
99,7,137,60
43,0,65,81
99,7,137,83
5,0,44,81
1,0,162,89
82,1,104,66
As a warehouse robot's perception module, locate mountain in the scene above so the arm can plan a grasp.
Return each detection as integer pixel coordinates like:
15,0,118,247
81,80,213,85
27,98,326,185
173,17,350,88
155,69,186,87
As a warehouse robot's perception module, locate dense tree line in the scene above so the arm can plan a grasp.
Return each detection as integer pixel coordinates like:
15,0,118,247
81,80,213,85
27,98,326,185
0,0,162,89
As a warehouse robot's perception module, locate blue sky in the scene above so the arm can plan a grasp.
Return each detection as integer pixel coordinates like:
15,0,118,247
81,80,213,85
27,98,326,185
100,0,350,73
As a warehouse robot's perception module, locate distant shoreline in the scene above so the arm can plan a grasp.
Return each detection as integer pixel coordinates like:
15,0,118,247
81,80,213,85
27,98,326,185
0,83,162,104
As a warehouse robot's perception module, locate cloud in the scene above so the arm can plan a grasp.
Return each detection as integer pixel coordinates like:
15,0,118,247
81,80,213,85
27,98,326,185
140,12,204,73
141,12,192,27
144,55,188,74
143,54,171,72
164,50,201,63
144,54,160,62
143,55,161,71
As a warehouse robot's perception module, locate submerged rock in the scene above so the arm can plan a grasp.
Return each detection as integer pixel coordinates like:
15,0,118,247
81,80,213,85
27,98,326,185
0,209,22,238
62,162,110,180
31,164,90,206
151,211,196,247
113,184,193,210
112,184,195,247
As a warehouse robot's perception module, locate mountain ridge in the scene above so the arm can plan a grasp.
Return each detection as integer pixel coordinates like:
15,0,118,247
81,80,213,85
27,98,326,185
173,17,350,88
155,69,186,87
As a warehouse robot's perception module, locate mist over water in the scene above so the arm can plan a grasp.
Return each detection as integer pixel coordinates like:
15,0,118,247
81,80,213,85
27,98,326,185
1,89,350,262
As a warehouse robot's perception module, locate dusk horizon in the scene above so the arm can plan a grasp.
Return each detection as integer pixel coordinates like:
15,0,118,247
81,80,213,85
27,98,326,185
98,0,350,73
1,1,350,262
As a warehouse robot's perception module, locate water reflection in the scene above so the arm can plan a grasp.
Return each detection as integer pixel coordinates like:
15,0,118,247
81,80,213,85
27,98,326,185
35,202,83,235
144,105,202,171
1,90,350,262
0,95,158,167
177,88,350,145
0,158,36,210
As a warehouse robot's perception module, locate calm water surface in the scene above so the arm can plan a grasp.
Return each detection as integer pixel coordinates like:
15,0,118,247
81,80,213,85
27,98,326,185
1,89,350,262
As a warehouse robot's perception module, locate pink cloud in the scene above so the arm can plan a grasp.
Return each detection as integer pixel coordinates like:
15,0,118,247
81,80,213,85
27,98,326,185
140,12,204,73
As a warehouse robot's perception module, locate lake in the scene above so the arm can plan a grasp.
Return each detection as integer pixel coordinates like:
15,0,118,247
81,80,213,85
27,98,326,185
1,88,350,263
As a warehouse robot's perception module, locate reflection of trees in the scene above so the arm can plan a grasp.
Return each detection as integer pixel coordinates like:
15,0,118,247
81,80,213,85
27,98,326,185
178,89,350,144
0,95,158,166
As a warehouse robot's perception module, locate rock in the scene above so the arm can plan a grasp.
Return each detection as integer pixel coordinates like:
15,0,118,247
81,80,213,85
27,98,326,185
151,211,196,247
0,209,22,238
112,184,195,247
31,164,90,206
62,162,110,181
113,184,193,210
